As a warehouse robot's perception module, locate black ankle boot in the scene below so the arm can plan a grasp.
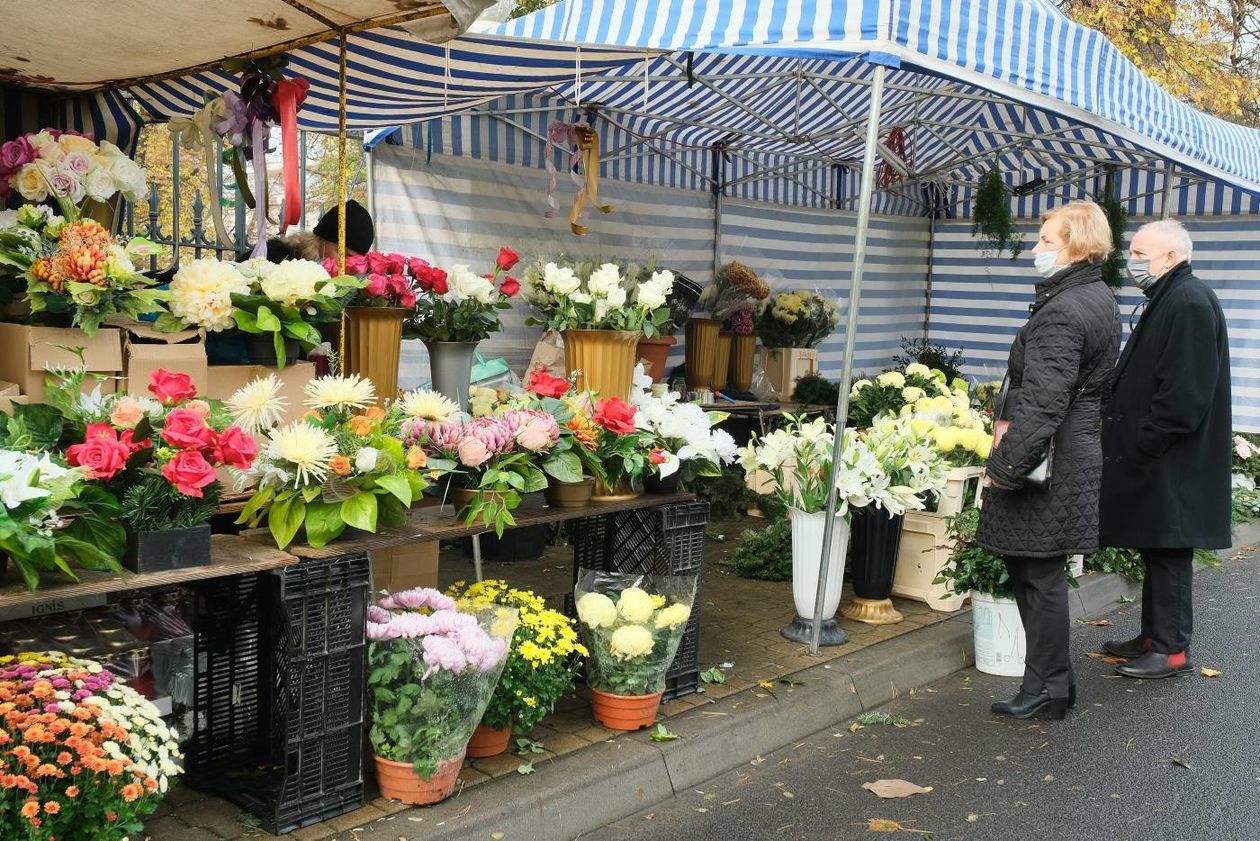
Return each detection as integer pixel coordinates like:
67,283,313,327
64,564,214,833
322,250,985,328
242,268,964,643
1103,636,1151,659
991,690,1069,720
1068,684,1076,709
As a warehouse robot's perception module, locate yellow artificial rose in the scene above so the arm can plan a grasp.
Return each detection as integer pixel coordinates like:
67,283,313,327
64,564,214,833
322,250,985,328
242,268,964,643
609,625,656,660
13,164,49,202
576,592,618,628
616,587,657,624
58,134,97,155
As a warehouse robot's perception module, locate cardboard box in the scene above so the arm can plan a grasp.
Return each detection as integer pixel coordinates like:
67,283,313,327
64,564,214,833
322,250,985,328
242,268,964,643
371,541,439,594
122,323,208,396
0,323,123,401
0,381,28,414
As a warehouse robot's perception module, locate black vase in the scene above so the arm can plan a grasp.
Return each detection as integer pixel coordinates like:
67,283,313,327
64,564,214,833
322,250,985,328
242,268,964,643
849,509,905,600
245,334,302,367
124,525,212,573
643,471,680,495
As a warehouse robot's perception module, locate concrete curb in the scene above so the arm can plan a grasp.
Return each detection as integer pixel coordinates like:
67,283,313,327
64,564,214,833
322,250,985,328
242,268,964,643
353,573,1131,841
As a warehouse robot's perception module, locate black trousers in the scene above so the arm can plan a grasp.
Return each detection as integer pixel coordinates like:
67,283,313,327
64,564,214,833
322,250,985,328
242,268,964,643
1003,554,1073,698
1139,547,1194,653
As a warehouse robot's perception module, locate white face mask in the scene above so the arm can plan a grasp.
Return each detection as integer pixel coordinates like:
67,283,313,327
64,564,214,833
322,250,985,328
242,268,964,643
1033,250,1063,277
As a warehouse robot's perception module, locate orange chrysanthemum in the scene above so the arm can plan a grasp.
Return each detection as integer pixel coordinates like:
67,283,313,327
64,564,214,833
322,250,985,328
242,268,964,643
566,416,599,452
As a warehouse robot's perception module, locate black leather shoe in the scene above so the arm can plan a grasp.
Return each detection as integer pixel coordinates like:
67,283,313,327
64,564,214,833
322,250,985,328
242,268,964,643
1103,636,1151,659
991,690,1069,720
1115,650,1194,680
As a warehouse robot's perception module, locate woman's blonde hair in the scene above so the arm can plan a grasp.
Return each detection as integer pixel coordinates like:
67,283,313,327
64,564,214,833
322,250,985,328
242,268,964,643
1042,201,1113,264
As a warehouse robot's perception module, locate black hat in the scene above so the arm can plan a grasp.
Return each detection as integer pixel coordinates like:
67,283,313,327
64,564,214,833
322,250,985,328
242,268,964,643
313,200,374,255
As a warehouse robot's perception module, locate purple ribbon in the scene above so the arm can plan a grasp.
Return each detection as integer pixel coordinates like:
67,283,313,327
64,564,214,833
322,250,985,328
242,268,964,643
250,119,269,258
543,121,586,220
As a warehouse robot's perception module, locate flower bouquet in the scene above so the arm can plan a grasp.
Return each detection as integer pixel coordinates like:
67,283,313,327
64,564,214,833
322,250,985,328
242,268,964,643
754,289,839,349
232,374,431,548
574,570,696,730
847,362,962,429
366,588,514,804
45,368,258,570
0,651,181,840
235,257,352,368
697,261,770,324
401,247,519,344
895,379,993,468
446,580,586,756
0,130,146,222
629,367,737,491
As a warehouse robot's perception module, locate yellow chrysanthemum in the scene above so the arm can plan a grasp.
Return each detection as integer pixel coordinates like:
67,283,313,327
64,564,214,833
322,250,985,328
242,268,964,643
265,421,338,487
226,375,288,435
397,388,459,422
654,603,691,631
616,588,656,624
304,374,376,411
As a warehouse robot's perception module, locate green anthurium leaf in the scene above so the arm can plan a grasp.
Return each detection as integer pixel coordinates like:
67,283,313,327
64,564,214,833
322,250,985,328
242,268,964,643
267,494,305,549
63,512,125,562
374,473,413,507
302,485,322,503
521,467,549,493
302,500,345,548
282,320,322,345
255,305,281,333
236,487,275,527
54,535,123,573
341,492,378,533
272,329,287,368
233,309,260,333
9,403,63,451
378,496,408,529
151,312,190,333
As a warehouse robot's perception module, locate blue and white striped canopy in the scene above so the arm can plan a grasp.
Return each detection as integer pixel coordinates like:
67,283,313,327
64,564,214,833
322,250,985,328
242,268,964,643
129,0,1260,197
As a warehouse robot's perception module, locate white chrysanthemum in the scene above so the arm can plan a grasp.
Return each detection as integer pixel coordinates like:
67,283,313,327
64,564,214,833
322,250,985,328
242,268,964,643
616,587,656,623
576,592,618,629
304,374,376,410
397,388,458,422
226,375,288,435
609,625,655,660
654,602,691,631
260,258,330,307
266,421,338,487
169,258,249,331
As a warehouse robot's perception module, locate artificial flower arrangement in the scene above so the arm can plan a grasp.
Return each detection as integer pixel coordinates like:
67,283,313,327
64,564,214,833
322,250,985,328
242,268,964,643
231,374,431,548
726,304,755,336
158,256,355,368
521,258,675,337
0,130,146,217
446,580,587,736
574,571,696,705
401,247,521,343
754,289,840,349
366,588,513,789
696,260,769,325
0,651,181,840
321,251,417,311
629,366,738,482
847,362,958,429
892,376,993,466
859,414,951,514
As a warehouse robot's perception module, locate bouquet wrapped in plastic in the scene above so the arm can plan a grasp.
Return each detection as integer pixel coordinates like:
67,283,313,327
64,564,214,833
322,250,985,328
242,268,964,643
574,570,697,697
366,588,516,780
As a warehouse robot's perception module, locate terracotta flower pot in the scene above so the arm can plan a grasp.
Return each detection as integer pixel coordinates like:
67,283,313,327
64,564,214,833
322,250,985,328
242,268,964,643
344,306,408,404
544,477,596,509
729,333,756,391
635,335,677,382
466,721,512,758
684,318,720,389
710,331,733,391
592,478,640,502
590,688,663,731
374,751,465,805
563,328,641,401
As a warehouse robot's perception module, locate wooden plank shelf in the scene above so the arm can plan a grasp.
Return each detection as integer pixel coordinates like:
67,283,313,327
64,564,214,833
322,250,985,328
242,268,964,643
0,534,298,612
259,492,698,559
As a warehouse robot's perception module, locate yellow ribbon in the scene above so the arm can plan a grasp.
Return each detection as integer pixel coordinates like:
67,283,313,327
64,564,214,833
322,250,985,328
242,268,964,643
569,125,614,236
169,99,231,247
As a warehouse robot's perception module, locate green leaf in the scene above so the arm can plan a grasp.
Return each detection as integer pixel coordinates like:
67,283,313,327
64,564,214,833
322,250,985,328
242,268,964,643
700,667,726,685
255,305,282,333
282,320,322,345
9,404,63,450
303,500,345,548
63,509,125,562
236,487,275,527
341,492,378,533
516,761,536,775
272,329,287,369
268,495,306,549
152,312,190,333
374,473,413,507
543,451,583,484
233,309,259,333
648,724,679,742
54,535,123,573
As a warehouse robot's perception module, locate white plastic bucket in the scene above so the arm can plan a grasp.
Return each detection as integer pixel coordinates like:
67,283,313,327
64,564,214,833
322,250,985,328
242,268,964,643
971,591,1026,677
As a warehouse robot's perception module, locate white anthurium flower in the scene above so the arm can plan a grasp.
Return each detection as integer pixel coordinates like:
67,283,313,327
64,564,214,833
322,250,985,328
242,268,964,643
655,449,681,479
632,363,653,393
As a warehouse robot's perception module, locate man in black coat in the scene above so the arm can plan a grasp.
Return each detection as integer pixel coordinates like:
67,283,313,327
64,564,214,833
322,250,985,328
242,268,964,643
1099,219,1232,679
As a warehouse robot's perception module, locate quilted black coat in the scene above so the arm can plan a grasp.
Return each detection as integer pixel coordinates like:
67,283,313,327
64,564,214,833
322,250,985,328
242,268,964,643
1099,262,1232,549
975,263,1121,559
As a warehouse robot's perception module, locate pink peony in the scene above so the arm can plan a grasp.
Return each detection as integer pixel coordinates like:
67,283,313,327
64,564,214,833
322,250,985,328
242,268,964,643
503,409,559,452
457,436,490,468
465,417,515,454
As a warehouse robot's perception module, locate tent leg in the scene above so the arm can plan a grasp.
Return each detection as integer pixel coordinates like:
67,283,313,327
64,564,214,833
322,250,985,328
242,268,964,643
806,63,887,655
1160,161,1175,220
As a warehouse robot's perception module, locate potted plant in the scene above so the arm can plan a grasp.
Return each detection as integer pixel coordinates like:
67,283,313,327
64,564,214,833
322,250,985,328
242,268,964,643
0,651,181,839
520,368,603,508
447,580,586,757
587,395,649,499
366,588,514,805
231,373,432,548
634,262,691,383
522,258,674,400
753,290,840,396
630,366,738,494
574,571,696,730
333,251,422,401
401,247,519,412
933,508,1026,676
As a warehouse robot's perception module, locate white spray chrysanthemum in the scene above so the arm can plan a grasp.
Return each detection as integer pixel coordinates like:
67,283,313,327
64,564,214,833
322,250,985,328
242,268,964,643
304,374,376,411
396,388,459,422
265,421,339,487
226,375,288,435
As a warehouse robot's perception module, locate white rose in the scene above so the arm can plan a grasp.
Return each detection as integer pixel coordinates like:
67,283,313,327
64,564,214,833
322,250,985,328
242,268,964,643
636,279,666,309
570,291,593,305
594,298,609,322
449,265,494,303
543,262,580,296
355,447,379,473
588,263,623,296
605,285,627,307
83,167,117,203
650,269,675,294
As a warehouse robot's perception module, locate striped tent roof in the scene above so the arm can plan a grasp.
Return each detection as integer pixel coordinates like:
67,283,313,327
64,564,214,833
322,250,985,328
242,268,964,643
129,0,1260,200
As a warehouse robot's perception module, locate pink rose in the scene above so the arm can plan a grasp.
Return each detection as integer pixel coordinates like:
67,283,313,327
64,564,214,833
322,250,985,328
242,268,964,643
321,257,339,276
60,152,91,176
0,137,35,172
387,273,409,296
345,254,368,275
161,409,215,450
212,425,258,469
386,253,406,274
366,251,391,274
109,398,145,429
364,273,388,297
457,436,491,468
149,369,198,405
161,449,218,498
516,417,559,452
400,289,417,309
48,171,83,202
406,257,430,278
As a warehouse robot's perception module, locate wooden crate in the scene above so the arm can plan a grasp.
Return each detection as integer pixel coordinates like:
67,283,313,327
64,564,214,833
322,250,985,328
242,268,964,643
761,347,817,397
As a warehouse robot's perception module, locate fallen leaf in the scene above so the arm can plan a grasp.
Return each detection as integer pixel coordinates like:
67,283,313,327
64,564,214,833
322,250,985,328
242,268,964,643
700,667,727,685
1076,618,1112,626
862,779,933,799
1170,755,1193,769
1118,595,1136,604
750,755,765,766
516,761,535,775
782,791,794,799
648,724,679,742
780,676,804,687
1086,651,1128,665
491,834,505,840
1201,667,1222,678
849,721,863,733
758,680,774,689
867,818,932,834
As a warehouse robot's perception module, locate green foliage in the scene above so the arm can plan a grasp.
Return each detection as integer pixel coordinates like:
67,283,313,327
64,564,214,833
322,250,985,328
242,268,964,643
933,507,1013,599
972,168,1022,259
510,0,558,18
1095,170,1129,289
892,337,968,385
685,465,750,520
728,515,793,582
1233,432,1260,481
1195,547,1222,568
791,374,840,407
119,474,221,532
1083,546,1144,581
1233,486,1260,524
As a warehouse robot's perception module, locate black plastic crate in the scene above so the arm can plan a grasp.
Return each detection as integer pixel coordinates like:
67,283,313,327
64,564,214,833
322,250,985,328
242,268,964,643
186,552,370,835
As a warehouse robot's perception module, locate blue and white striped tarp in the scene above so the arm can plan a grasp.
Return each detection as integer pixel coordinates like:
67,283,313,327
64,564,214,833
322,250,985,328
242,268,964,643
1,87,143,157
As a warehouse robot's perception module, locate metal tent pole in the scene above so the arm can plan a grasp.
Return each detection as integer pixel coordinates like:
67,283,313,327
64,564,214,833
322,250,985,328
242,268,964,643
1160,161,1175,220
808,63,887,655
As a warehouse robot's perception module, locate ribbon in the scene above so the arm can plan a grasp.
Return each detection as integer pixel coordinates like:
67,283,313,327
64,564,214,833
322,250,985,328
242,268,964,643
169,98,231,246
249,119,270,258
270,78,309,234
571,125,613,236
542,121,613,236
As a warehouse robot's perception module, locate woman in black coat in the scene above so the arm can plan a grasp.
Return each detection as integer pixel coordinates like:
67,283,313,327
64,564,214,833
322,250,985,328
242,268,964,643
975,201,1121,720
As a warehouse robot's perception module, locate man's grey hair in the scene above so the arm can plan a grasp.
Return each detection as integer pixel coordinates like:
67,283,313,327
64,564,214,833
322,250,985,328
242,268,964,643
1137,219,1194,262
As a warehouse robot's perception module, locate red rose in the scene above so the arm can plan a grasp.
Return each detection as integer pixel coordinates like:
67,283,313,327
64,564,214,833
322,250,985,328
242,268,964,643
119,430,150,457
593,397,637,435
386,253,407,274
364,273,388,297
161,449,218,498
406,257,430,278
526,368,570,399
212,426,258,469
148,370,197,406
66,425,129,481
345,254,368,275
500,276,521,298
429,268,448,295
496,247,520,272
387,273,410,296
400,289,417,309
366,251,391,274
649,448,668,465
161,409,215,450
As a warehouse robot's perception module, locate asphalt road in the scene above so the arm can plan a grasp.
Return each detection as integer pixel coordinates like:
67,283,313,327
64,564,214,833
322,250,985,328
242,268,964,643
579,548,1260,841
